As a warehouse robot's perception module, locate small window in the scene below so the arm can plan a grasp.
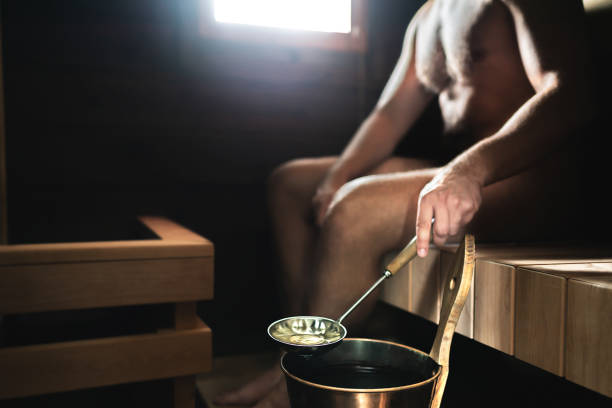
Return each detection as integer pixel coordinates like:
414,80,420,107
213,0,351,33
198,0,367,52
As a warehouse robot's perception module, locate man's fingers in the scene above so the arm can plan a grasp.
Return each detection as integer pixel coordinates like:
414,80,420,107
432,202,449,246
315,199,329,227
312,193,331,227
416,197,434,258
416,173,483,255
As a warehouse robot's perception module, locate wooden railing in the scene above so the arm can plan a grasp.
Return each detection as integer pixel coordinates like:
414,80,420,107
0,216,214,407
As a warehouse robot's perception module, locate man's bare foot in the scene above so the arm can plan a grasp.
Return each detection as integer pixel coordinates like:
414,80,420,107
253,377,290,408
214,365,284,406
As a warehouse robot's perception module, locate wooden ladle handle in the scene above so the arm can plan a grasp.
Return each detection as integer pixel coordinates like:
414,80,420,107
384,235,417,275
384,220,436,275
429,234,475,408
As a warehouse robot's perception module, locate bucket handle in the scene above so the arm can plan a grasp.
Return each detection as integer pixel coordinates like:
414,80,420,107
428,234,475,408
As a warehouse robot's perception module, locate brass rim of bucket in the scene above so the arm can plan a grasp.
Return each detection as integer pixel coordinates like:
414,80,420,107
281,338,442,393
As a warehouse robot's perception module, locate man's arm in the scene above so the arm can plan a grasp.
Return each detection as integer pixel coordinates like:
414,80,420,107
416,0,592,255
466,0,592,186
313,3,435,225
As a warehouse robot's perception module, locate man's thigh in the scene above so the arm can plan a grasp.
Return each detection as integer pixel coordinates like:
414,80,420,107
277,156,437,201
326,162,439,248
369,157,439,175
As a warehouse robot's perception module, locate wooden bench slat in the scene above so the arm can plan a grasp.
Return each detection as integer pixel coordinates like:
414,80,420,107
566,276,612,398
381,249,440,324
474,245,612,265
382,243,612,400
0,318,212,399
514,263,612,377
468,247,612,356
473,260,516,354
0,257,213,313
515,268,567,375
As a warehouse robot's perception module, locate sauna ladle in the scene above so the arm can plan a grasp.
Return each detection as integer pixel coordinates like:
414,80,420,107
268,233,422,355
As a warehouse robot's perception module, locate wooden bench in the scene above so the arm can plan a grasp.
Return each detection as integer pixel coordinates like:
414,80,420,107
381,244,612,399
0,216,213,407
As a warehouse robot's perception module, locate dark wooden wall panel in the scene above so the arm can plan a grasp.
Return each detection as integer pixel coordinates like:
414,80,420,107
2,0,427,354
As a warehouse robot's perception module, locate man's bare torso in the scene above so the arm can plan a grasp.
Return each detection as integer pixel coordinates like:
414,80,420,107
415,0,534,140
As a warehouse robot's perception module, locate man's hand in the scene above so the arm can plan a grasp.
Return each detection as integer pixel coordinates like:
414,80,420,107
415,168,483,257
312,173,347,227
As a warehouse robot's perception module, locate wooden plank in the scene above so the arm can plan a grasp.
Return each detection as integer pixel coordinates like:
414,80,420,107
473,245,612,265
13,69,361,128
514,263,612,377
381,252,411,312
514,267,567,376
0,318,212,399
441,250,473,338
175,376,197,408
0,257,213,313
410,248,440,324
566,275,612,398
175,301,199,330
0,239,213,266
174,301,200,408
139,216,212,244
385,244,612,355
380,248,440,323
473,260,515,354
519,262,612,275
464,245,612,356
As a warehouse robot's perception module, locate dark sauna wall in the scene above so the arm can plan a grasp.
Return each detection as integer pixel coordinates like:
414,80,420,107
2,0,429,354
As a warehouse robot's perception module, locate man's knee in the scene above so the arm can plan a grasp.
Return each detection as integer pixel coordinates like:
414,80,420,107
268,157,333,203
320,181,371,245
267,159,307,198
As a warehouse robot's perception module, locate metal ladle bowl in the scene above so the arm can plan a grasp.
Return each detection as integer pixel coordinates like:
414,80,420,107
267,316,346,354
269,233,421,355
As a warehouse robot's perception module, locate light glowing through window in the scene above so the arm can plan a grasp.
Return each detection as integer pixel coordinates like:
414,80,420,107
213,0,352,34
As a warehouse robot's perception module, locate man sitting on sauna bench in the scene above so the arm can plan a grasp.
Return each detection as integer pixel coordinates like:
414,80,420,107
216,1,597,407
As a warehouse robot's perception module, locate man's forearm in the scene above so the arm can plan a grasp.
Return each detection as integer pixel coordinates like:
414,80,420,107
330,81,434,182
328,111,407,181
328,2,434,184
447,77,591,187
458,0,593,187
